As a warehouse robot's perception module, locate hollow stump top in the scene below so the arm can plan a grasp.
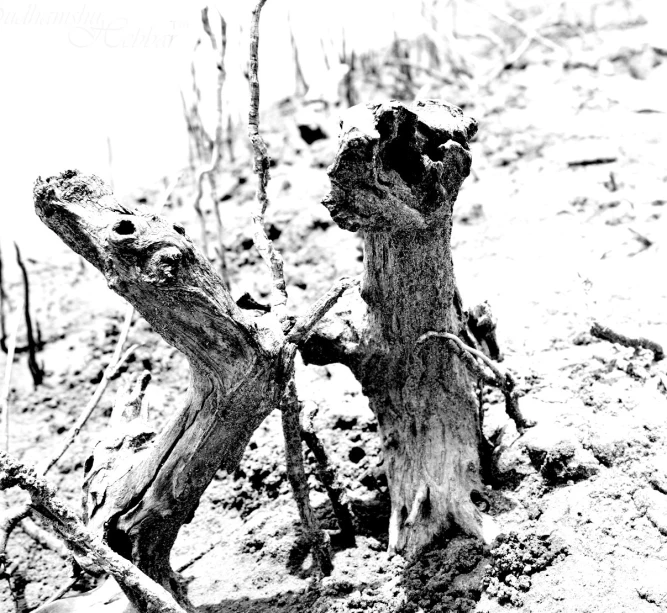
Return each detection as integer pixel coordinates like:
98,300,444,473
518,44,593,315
323,100,477,233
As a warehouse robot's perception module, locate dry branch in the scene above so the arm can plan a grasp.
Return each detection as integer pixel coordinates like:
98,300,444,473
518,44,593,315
1,299,22,452
281,379,332,575
0,243,6,354
301,403,356,547
190,7,231,289
14,243,44,386
0,451,186,613
0,306,136,593
248,0,289,325
286,276,357,345
33,169,291,603
591,321,664,361
0,505,30,571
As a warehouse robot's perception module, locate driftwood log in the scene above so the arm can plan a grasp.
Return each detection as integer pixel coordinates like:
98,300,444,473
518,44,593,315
301,99,487,556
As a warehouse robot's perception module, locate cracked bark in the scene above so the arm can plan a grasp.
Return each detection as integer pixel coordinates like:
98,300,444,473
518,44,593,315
301,100,486,557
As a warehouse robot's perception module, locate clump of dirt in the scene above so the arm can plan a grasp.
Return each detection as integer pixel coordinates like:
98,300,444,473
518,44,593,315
399,533,490,613
527,440,600,485
483,532,568,607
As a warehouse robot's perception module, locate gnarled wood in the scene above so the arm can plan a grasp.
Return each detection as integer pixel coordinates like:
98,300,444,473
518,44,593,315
303,100,485,556
34,170,291,607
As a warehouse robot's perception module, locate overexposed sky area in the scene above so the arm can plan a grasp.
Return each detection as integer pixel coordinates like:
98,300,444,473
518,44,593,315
0,1,198,260
0,0,427,266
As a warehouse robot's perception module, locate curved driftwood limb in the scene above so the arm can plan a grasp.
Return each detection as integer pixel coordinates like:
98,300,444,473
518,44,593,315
0,451,186,613
304,100,489,557
33,169,291,606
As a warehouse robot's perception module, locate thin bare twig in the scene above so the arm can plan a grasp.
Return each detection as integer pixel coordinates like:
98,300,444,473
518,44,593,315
0,505,30,571
14,243,43,387
1,299,23,452
0,451,186,613
591,321,664,361
301,403,356,547
0,242,7,354
249,0,289,325
191,8,231,289
287,11,308,96
286,277,357,345
42,305,136,475
416,331,535,432
192,150,215,258
481,31,535,86
204,6,231,290
281,379,333,576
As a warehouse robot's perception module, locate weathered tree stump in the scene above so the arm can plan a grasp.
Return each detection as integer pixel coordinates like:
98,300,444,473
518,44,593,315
302,100,485,556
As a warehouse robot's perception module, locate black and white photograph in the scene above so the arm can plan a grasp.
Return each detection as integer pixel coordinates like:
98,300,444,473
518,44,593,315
0,1,666,611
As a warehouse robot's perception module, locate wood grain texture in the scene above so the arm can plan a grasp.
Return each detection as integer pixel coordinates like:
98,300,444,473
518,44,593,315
305,100,485,556
34,170,290,607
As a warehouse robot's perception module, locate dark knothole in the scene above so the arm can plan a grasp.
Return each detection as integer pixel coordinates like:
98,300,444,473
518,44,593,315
113,219,136,236
470,490,490,512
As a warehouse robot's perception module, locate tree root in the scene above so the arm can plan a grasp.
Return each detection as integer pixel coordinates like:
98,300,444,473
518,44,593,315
417,332,535,433
591,321,664,361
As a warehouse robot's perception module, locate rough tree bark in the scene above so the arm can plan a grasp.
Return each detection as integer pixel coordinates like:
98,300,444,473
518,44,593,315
301,100,486,556
33,170,300,609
